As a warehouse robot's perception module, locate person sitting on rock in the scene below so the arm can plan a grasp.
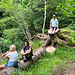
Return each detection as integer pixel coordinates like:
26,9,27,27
0,45,18,71
49,15,59,34
19,40,33,62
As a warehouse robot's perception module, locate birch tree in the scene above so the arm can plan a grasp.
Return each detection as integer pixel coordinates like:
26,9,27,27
42,0,47,35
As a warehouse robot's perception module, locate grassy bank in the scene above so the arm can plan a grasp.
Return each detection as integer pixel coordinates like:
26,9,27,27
12,46,75,75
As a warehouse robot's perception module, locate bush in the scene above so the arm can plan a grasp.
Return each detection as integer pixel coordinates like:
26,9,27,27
69,32,75,40
2,28,25,43
13,40,23,51
0,38,24,53
0,38,11,53
67,24,75,30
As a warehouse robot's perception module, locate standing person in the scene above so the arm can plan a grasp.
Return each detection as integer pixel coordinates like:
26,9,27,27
19,40,33,62
49,15,59,34
0,45,18,71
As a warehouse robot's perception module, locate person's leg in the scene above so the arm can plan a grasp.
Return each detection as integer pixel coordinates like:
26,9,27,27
54,28,56,33
26,54,32,61
52,27,56,34
0,65,5,71
49,27,53,34
55,27,59,33
23,56,27,62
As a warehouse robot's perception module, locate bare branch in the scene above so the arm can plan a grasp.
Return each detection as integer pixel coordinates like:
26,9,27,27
42,0,47,35
36,0,42,7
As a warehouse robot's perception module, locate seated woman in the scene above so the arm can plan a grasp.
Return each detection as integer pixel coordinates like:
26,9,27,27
0,45,18,71
19,40,33,62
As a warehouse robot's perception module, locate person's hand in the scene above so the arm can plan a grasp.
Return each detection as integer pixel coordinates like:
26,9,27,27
1,55,4,59
21,53,25,56
6,51,10,53
1,53,6,59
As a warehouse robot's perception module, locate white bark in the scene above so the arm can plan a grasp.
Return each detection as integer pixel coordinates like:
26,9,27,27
13,12,29,41
13,5,32,41
42,0,46,35
18,5,32,41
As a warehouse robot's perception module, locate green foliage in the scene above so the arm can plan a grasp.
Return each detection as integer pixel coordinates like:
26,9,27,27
0,0,75,74
32,39,43,51
58,42,64,46
0,0,75,36
56,0,75,28
13,40,23,51
69,32,75,40
33,17,43,32
67,24,75,30
0,16,18,29
56,0,75,17
67,39,72,45
44,29,48,35
3,28,24,42
0,37,23,53
0,38,11,53
0,59,8,65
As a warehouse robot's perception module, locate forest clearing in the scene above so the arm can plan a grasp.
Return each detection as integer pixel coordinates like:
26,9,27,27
0,0,75,75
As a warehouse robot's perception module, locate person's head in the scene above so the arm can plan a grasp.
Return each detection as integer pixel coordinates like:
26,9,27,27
53,15,56,19
24,40,29,47
10,45,16,51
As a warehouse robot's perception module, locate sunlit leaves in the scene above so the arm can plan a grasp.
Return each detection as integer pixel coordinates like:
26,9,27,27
56,0,75,17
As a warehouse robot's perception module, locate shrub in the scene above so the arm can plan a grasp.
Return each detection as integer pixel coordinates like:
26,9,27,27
0,38,24,53
68,24,75,30
13,40,23,51
2,28,25,43
0,38,11,53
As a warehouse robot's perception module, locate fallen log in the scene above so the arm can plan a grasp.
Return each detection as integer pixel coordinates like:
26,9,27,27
0,47,46,75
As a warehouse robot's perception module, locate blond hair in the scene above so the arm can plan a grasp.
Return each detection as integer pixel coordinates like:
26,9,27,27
10,45,16,51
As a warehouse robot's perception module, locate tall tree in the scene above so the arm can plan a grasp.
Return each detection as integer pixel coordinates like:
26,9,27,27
0,0,32,41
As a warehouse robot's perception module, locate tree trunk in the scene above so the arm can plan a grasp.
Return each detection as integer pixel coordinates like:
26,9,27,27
18,5,32,41
13,5,32,41
42,0,46,36
13,12,29,41
0,47,46,75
